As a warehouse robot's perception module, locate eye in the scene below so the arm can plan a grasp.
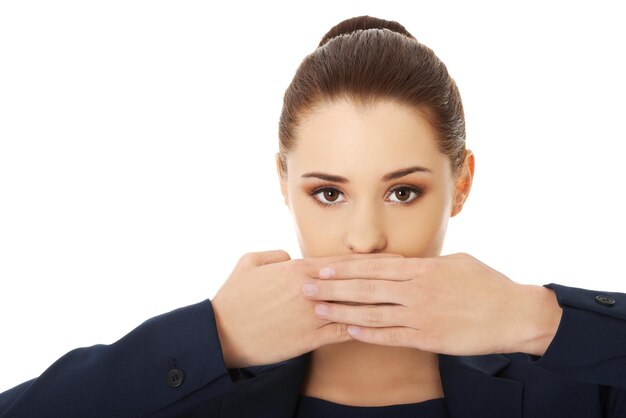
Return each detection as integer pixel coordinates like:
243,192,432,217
386,186,423,204
311,187,346,205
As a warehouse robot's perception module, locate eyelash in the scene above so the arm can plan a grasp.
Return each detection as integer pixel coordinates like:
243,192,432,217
308,184,425,208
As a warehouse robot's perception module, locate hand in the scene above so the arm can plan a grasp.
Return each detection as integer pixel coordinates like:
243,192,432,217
211,250,400,369
302,252,563,356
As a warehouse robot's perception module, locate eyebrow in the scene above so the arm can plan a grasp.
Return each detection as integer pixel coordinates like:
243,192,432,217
301,166,432,183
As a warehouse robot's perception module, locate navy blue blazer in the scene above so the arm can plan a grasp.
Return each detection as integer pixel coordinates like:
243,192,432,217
1,283,626,417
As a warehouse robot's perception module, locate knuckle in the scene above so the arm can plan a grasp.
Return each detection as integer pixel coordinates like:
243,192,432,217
366,307,384,325
450,252,473,263
336,254,355,263
336,322,349,339
388,328,404,345
239,252,254,262
276,249,291,259
401,280,421,303
422,257,438,272
413,258,437,277
417,329,439,352
291,258,305,272
411,284,431,305
292,259,314,279
361,279,377,296
296,258,318,277
327,279,335,297
417,312,432,334
367,260,385,276
237,252,257,267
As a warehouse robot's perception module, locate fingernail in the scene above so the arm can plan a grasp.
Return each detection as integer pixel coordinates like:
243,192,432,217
348,326,360,336
302,283,317,297
315,304,330,316
319,267,335,279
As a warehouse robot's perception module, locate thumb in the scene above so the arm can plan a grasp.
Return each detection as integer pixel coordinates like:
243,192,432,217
241,249,292,268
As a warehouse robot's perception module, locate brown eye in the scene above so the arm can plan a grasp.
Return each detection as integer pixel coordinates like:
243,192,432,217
394,189,410,202
312,187,346,205
323,190,339,202
387,186,422,204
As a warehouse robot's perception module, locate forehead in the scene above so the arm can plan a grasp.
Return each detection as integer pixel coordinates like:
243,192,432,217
288,99,450,177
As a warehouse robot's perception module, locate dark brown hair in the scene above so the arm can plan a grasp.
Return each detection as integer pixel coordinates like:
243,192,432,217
278,15,466,177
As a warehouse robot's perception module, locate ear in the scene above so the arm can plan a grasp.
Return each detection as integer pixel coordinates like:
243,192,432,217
275,153,289,206
450,149,475,217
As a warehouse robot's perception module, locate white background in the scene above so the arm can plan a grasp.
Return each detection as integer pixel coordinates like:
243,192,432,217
1,1,625,392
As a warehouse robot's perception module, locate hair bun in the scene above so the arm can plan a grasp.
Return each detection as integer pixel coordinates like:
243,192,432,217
318,15,416,47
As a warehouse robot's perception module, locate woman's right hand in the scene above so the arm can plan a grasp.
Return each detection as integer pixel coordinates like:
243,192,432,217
211,250,392,369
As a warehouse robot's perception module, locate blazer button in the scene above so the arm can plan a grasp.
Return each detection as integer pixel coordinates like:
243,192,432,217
595,295,616,307
166,368,185,388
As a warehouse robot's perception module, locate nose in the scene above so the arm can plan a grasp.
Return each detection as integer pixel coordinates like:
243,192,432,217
344,204,387,254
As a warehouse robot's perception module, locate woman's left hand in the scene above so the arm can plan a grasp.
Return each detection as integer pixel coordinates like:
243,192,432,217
302,252,563,356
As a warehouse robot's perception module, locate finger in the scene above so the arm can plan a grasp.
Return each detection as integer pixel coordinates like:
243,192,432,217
322,252,405,262
313,302,408,328
318,257,422,281
346,325,422,349
312,321,353,348
299,253,403,278
303,278,405,304
242,250,291,267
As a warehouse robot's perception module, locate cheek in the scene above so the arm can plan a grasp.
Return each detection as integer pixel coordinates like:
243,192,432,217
397,187,453,257
386,201,450,257
289,193,347,257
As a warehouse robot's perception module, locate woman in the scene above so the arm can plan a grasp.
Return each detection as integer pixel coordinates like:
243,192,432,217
1,15,625,418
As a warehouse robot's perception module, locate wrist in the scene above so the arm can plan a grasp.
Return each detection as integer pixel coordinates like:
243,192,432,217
211,299,238,369
514,284,563,356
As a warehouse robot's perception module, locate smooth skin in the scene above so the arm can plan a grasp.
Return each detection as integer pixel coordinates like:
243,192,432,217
304,253,563,357
212,98,563,405
212,250,400,369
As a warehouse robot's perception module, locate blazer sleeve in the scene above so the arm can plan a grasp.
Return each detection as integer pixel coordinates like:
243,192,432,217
0,299,236,418
530,283,626,389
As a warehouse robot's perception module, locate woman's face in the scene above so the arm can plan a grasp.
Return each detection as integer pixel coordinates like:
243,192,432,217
278,99,473,258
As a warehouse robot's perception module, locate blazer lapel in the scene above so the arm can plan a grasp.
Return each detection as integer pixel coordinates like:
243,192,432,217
219,352,311,418
439,354,523,418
